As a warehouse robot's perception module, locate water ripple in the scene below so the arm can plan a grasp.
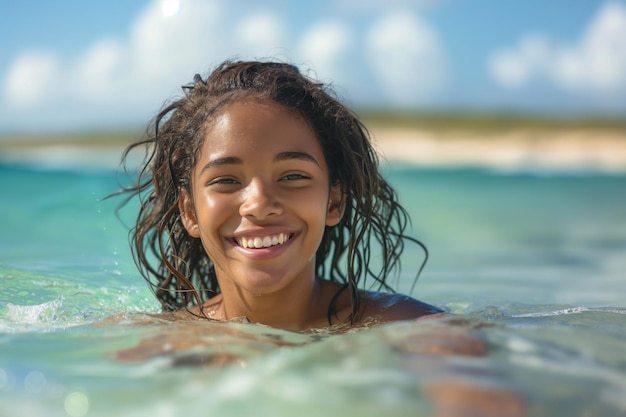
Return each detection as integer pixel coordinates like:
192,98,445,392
510,306,626,318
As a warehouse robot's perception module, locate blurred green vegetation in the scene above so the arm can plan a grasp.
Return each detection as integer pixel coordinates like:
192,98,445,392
359,110,626,132
1,111,625,147
0,129,141,147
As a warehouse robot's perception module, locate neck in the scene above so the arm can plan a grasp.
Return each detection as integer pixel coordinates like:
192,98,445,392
217,275,327,332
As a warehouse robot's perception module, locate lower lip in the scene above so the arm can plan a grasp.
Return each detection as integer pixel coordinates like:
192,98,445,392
230,235,296,260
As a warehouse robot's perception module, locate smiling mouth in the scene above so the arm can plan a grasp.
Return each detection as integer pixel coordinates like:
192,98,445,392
235,233,293,249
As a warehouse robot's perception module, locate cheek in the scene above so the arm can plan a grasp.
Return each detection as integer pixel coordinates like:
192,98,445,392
296,191,330,224
195,193,235,233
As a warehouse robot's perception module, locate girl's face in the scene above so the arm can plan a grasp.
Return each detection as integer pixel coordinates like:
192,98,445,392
180,101,344,297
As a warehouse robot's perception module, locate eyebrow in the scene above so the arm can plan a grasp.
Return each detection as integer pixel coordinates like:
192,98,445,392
275,151,321,167
199,156,242,174
199,151,320,174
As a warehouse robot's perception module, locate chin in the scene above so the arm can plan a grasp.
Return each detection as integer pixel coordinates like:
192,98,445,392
238,274,290,295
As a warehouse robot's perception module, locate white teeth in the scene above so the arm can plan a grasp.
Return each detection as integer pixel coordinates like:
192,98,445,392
238,233,290,249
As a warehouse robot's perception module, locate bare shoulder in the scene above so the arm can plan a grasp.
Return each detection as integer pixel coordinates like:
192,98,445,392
359,291,444,323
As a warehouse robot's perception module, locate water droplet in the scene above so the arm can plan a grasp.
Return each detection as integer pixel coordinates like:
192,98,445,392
24,370,47,394
65,391,89,417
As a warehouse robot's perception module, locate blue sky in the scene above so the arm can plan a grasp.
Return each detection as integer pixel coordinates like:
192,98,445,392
1,0,625,132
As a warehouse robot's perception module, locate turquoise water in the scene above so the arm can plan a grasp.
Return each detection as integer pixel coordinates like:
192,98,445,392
1,156,626,416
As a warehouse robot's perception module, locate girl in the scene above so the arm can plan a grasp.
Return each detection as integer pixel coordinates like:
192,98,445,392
117,60,442,332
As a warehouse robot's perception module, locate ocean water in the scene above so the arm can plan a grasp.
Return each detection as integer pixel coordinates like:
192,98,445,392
1,154,626,417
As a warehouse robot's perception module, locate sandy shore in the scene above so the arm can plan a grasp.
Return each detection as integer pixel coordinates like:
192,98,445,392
369,126,626,172
1,126,626,172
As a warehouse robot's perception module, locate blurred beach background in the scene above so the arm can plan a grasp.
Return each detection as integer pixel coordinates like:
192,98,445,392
1,0,625,166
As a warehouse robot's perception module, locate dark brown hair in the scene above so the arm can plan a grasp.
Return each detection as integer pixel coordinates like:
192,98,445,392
116,60,427,324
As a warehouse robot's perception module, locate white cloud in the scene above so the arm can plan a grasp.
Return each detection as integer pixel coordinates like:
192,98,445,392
489,1,626,94
366,11,446,105
2,1,224,117
489,34,550,88
162,0,181,17
0,0,450,130
235,12,286,58
3,51,60,108
0,0,294,130
574,1,626,90
298,21,354,80
74,39,125,99
127,0,224,84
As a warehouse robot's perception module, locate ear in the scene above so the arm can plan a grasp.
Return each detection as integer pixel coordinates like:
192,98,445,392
178,188,200,238
325,183,346,227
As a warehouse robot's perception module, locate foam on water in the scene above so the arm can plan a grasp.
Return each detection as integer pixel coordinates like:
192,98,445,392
1,296,99,333
6,297,65,323
510,306,626,318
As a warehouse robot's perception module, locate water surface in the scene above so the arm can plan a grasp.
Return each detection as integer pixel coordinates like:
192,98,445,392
1,158,625,416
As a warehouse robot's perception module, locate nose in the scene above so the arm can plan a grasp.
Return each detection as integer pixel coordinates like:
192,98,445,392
239,178,283,220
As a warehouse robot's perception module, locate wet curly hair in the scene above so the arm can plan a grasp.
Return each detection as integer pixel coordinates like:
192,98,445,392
116,60,427,324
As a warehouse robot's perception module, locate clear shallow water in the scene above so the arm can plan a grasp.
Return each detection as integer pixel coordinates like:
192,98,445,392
1,158,626,416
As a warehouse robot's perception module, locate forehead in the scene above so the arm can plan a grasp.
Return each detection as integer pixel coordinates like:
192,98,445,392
209,100,308,134
200,100,324,160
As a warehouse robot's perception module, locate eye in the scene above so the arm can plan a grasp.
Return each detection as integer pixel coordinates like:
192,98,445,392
210,177,237,184
207,177,240,189
214,178,238,184
280,173,310,182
